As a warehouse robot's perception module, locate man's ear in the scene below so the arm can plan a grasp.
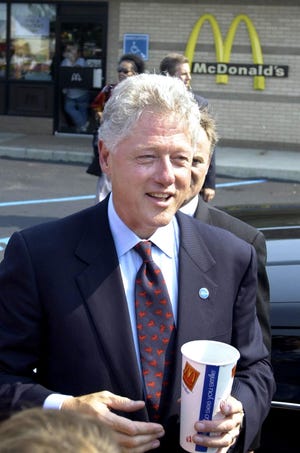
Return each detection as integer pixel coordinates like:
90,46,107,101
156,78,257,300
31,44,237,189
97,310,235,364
98,140,110,174
206,150,213,165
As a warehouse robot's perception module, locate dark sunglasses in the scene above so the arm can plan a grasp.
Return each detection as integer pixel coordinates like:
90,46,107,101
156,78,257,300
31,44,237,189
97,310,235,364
117,67,131,74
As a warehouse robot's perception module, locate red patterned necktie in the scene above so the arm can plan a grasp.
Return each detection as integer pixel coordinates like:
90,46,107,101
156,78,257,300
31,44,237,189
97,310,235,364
134,241,175,421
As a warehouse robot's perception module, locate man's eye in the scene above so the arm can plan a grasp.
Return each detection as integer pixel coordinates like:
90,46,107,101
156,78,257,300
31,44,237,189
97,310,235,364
136,154,155,163
192,158,204,166
172,155,190,165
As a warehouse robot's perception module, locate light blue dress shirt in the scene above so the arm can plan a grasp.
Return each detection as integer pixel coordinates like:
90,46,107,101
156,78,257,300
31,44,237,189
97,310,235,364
108,194,179,361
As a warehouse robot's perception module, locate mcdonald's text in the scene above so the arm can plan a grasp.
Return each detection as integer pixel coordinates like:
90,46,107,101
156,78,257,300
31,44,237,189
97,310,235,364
192,62,288,78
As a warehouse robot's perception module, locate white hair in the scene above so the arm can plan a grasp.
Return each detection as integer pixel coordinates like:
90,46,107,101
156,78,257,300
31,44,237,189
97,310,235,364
98,73,201,151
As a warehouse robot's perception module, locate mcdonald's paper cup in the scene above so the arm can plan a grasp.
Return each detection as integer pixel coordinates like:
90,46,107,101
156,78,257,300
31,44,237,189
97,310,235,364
180,340,240,453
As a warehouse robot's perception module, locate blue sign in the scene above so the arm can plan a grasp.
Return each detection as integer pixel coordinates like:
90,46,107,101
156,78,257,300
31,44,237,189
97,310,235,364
123,34,149,61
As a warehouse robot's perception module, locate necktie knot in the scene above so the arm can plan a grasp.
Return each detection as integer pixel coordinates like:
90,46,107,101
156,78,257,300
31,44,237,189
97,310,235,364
134,241,153,263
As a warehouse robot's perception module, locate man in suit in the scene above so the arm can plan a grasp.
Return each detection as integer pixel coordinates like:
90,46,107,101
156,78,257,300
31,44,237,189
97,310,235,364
159,52,216,202
0,74,275,453
180,109,272,452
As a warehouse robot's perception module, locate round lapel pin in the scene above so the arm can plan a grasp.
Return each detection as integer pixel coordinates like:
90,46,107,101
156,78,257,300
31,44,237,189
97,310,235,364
199,287,209,300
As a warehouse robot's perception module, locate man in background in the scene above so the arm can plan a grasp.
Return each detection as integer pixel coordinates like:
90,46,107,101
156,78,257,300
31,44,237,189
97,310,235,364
60,42,90,133
180,108,272,452
160,52,216,202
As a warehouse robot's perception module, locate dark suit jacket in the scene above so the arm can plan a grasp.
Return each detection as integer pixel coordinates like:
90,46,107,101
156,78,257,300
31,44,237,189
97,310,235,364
0,199,275,452
194,196,271,352
202,152,216,190
193,197,272,451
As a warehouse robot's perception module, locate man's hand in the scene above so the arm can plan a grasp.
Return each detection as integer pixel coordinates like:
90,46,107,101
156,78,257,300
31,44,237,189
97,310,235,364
201,187,216,202
62,391,165,452
192,396,244,452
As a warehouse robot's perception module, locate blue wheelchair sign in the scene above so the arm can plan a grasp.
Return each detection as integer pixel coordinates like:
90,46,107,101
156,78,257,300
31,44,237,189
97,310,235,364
123,34,149,61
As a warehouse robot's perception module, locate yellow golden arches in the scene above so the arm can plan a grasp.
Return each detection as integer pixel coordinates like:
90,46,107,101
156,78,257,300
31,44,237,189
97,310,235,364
185,14,265,90
185,14,224,64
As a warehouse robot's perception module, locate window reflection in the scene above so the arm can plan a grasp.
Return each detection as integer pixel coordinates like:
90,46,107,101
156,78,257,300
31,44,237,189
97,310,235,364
0,3,6,78
10,3,56,80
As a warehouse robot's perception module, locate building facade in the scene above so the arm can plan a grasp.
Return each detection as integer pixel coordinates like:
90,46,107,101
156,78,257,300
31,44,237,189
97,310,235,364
0,0,299,151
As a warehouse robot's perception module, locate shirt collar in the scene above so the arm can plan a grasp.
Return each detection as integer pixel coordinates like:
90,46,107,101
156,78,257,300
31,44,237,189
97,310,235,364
108,194,177,259
179,194,198,216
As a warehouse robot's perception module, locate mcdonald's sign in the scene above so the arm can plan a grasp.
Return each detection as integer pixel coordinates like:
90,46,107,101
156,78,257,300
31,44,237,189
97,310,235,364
185,14,288,90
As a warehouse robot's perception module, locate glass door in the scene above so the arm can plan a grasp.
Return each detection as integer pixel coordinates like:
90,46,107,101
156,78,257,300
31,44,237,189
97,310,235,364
54,15,106,134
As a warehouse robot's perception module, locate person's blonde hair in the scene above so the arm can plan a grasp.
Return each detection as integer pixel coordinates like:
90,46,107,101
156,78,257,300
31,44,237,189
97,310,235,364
199,108,219,156
0,408,121,453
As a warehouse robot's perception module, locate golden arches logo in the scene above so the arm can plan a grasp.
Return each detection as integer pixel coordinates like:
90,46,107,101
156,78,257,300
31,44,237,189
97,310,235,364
185,14,265,90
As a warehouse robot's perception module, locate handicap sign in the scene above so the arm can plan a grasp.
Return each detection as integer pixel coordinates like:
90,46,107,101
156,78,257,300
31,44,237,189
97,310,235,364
123,34,149,61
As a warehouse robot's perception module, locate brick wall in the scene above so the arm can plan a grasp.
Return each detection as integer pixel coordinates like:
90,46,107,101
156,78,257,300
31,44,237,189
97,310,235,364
105,0,300,151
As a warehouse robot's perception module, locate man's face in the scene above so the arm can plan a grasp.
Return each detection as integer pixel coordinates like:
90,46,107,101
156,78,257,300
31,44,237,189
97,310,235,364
184,127,211,204
175,63,192,88
100,110,194,238
64,46,77,62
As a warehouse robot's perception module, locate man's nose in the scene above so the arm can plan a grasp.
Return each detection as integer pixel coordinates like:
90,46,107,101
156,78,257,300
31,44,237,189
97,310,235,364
156,158,176,184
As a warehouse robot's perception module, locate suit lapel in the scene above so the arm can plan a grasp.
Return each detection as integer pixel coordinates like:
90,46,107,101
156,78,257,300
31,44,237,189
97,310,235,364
194,195,213,224
171,212,220,406
74,201,144,402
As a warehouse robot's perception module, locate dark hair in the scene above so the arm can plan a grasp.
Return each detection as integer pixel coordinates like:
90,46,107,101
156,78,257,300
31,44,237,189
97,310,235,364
159,53,189,77
118,53,145,74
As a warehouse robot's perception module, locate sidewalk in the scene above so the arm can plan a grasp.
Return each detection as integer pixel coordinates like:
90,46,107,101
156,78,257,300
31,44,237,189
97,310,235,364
0,116,299,182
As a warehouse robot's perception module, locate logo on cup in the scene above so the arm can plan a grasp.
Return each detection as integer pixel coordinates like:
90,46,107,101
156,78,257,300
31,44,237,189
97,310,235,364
183,361,200,391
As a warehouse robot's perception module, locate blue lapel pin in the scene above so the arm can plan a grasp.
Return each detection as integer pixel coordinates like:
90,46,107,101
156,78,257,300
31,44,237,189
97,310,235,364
199,287,209,300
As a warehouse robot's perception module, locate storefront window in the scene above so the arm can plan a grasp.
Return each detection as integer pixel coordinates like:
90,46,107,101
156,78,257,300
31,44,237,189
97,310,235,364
0,3,6,78
10,3,56,80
